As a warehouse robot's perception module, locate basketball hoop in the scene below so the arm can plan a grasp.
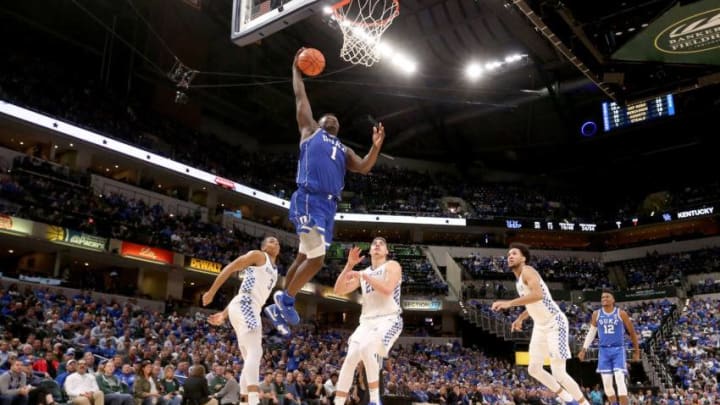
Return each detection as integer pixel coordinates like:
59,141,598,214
331,0,399,67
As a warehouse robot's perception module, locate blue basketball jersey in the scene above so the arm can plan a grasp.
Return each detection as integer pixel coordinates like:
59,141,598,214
597,307,624,347
296,128,347,199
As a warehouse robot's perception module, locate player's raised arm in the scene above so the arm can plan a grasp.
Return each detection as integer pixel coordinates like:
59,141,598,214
293,48,318,141
202,250,267,306
346,123,385,174
334,247,363,295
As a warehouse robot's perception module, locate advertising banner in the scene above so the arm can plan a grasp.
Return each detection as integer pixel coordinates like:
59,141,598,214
121,242,173,265
0,215,34,236
46,226,107,251
613,0,720,65
184,257,223,274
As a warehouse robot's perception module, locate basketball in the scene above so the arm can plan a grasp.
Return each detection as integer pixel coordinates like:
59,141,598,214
297,48,325,77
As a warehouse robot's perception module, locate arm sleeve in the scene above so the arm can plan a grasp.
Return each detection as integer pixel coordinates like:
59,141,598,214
583,325,598,349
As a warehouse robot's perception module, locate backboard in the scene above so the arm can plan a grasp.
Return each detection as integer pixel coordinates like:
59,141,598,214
231,0,324,46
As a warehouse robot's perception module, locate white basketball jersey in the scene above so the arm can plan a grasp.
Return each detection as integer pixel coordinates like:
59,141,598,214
359,262,402,320
516,268,562,325
236,252,278,308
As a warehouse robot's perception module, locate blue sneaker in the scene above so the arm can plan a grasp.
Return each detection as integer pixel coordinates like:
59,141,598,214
273,290,300,325
263,304,291,337
564,401,579,405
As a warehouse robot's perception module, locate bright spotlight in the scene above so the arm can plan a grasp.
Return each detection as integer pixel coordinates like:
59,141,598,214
466,63,483,80
322,5,333,14
391,54,416,74
377,42,394,58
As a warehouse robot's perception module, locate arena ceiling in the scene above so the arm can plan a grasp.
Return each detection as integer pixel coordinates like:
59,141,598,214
1,0,719,183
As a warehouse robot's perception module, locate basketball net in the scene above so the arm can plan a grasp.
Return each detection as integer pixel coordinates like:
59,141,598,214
332,0,399,67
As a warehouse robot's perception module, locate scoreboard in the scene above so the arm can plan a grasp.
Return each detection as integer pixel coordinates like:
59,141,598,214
602,94,676,132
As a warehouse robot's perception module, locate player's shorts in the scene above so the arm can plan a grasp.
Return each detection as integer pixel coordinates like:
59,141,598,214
289,188,337,244
349,314,403,357
597,346,627,374
228,294,262,339
529,313,571,363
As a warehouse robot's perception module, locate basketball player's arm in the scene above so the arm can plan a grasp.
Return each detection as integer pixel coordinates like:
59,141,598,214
495,269,543,310
345,123,385,174
620,309,641,361
360,260,401,295
334,246,363,295
293,49,319,140
578,311,599,361
201,250,266,306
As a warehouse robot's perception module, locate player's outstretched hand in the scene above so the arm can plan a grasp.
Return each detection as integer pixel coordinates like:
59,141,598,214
491,300,510,311
372,123,385,149
207,312,226,326
201,292,214,307
293,47,307,70
346,246,365,268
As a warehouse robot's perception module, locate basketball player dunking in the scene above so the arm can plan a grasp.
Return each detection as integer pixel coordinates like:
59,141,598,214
265,48,386,334
491,243,590,405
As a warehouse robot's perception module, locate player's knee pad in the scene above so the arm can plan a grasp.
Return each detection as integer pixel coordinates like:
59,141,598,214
601,374,615,397
299,228,326,259
614,371,628,396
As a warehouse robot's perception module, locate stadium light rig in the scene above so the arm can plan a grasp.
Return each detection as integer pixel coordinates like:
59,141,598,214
465,53,527,81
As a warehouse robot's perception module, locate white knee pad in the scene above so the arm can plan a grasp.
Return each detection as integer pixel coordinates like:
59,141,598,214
601,374,616,397
299,228,326,259
614,371,628,396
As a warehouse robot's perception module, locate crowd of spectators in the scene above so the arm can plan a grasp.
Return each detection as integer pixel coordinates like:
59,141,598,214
459,254,609,291
655,297,720,392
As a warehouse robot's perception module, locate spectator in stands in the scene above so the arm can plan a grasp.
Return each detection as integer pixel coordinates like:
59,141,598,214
96,362,133,405
182,366,216,405
303,375,326,405
212,369,238,405
64,359,105,405
257,373,276,405
159,366,182,405
133,360,165,405
0,359,30,405
118,365,135,392
0,342,9,370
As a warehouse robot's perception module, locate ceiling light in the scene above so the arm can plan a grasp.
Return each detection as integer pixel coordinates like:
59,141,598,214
190,282,195,286
465,63,483,80
641,23,649,28
8,249,13,254
53,145,58,149
114,165,119,169
322,5,333,14
19,141,24,145
627,27,636,32
69,143,74,147
84,262,89,266
615,31,623,36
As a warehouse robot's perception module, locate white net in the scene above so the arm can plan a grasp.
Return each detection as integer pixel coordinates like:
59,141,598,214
332,0,399,67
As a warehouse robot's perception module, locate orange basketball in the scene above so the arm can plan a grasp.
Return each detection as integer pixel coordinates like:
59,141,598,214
297,48,326,77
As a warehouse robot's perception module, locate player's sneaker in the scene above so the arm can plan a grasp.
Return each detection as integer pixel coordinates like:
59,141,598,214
263,304,291,337
273,290,300,325
369,401,382,405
